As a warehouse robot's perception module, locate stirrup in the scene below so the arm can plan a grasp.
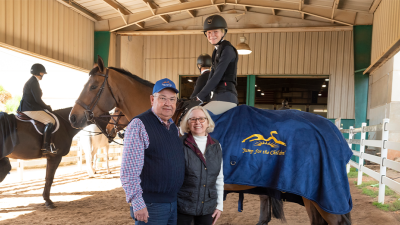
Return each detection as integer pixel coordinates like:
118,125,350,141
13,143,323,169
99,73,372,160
50,143,58,154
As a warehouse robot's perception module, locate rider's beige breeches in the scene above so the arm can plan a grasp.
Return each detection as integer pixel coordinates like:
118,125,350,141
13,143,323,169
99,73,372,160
203,101,237,115
23,111,55,125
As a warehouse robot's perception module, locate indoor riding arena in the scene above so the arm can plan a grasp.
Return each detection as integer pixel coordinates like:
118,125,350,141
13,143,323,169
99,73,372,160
1,0,400,224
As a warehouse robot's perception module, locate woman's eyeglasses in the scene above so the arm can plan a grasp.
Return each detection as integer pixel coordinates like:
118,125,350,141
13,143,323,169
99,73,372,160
188,117,208,123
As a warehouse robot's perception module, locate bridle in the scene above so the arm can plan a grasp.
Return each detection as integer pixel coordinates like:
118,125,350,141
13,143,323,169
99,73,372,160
75,68,123,143
109,110,128,135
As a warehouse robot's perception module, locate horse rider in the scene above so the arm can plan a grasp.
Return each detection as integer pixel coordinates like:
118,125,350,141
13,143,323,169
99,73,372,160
17,63,57,155
188,15,239,115
278,100,290,110
190,54,212,102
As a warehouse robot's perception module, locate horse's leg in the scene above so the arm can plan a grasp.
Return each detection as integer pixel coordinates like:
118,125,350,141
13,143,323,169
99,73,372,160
43,155,62,209
106,145,110,174
257,195,271,225
302,197,327,225
304,197,351,225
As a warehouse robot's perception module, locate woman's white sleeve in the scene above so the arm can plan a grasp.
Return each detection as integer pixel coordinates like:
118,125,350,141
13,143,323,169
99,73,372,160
216,144,224,211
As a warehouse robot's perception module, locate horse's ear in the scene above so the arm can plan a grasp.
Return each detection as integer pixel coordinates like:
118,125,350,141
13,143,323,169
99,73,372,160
97,55,105,72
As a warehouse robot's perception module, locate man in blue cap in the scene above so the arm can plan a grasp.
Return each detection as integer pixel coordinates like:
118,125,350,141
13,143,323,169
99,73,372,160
121,78,185,225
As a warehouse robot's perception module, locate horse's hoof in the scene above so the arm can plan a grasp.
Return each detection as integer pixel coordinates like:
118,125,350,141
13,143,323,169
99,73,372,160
45,203,56,209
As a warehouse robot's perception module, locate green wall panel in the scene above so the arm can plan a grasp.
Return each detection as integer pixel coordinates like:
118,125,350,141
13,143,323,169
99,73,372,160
246,75,255,106
94,31,111,67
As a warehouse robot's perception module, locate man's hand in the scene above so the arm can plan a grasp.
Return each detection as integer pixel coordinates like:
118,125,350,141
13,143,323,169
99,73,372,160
212,209,222,225
134,207,149,223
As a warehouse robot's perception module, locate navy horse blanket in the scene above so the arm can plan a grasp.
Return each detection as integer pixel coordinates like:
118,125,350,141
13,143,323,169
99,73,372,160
209,105,353,215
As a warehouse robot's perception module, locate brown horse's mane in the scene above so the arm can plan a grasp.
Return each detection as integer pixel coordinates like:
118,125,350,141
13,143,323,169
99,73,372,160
89,67,154,88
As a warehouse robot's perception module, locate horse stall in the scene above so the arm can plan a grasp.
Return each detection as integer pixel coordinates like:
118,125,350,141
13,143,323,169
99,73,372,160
1,0,400,224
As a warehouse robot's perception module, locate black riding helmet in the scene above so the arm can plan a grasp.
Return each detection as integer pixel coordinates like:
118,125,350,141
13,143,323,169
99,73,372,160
203,15,228,45
197,54,212,72
31,63,47,76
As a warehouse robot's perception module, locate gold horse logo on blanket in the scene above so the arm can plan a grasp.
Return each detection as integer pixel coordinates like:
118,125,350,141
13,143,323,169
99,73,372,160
242,131,286,148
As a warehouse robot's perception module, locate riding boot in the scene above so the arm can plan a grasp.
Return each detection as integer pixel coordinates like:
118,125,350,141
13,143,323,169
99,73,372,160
41,123,57,155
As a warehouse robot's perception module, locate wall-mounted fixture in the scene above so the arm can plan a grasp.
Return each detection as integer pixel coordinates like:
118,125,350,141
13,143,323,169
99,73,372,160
236,36,252,55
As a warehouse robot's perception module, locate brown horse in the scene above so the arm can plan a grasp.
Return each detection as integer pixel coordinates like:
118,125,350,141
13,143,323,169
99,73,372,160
0,107,90,209
69,56,351,225
105,107,129,140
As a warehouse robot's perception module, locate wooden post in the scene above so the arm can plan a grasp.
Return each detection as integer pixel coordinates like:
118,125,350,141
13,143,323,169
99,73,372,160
348,126,354,175
358,123,366,185
17,159,24,182
378,118,389,204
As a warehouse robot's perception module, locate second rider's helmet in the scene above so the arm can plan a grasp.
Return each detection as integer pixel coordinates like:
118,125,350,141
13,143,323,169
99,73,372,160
203,15,228,45
197,54,212,71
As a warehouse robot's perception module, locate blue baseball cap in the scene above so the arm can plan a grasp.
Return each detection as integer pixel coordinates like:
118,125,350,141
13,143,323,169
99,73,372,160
153,78,179,94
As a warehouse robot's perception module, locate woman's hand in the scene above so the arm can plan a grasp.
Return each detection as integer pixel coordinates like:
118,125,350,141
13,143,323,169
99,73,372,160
212,209,222,225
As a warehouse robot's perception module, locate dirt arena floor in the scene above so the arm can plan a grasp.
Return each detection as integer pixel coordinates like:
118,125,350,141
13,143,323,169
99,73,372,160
1,166,400,225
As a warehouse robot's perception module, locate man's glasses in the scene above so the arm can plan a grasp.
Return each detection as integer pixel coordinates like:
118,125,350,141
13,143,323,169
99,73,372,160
188,117,208,123
154,95,177,104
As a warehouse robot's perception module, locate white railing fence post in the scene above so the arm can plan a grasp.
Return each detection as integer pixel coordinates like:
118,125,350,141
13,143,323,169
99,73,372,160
378,118,390,204
358,123,367,185
348,126,354,174
17,159,24,182
78,147,83,171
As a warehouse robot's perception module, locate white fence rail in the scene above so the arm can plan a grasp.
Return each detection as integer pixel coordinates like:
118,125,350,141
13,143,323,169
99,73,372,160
339,118,400,204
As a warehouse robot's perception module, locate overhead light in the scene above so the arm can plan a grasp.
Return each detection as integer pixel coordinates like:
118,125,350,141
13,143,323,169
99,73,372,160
188,79,193,82
314,109,327,112
325,79,329,81
261,93,265,96
318,93,322,96
322,84,326,87
236,36,252,55
257,89,261,91
255,84,257,87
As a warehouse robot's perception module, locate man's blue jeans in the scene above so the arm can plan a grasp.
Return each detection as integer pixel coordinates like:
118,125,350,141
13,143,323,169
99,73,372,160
131,201,177,225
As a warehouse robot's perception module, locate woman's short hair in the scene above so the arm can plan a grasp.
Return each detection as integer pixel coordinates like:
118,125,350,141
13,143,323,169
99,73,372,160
180,106,215,135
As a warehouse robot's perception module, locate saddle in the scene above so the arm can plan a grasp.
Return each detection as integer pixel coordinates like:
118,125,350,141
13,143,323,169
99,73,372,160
15,111,60,135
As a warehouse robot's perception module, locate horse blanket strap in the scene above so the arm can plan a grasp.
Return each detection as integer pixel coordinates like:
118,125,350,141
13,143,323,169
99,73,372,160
238,193,244,212
209,105,353,215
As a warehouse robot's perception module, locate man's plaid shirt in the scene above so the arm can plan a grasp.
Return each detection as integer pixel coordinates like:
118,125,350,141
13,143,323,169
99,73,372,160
120,109,175,212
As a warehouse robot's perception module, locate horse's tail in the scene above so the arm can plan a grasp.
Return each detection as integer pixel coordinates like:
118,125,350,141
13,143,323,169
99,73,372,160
271,197,286,222
0,157,11,183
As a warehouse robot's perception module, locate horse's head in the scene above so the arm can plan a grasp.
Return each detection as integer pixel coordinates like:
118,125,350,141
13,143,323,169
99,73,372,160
106,107,129,140
69,56,117,129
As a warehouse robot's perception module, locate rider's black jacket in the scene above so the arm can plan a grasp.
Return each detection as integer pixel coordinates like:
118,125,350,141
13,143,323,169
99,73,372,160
17,76,51,112
195,40,238,104
190,70,210,102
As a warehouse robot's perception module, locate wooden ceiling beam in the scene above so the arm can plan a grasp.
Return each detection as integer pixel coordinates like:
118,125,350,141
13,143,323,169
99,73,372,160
142,0,157,15
57,0,102,21
369,0,382,14
215,5,222,12
187,10,196,18
117,26,353,36
136,22,145,29
331,0,339,23
103,0,131,15
109,0,356,31
159,15,170,23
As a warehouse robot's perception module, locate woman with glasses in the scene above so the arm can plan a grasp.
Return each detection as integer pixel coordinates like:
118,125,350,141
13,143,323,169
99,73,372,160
178,106,223,225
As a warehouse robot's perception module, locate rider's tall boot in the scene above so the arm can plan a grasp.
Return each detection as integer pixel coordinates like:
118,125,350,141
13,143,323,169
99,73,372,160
41,123,57,155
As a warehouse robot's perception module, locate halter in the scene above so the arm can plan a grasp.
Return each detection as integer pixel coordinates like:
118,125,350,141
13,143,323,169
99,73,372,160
75,68,121,143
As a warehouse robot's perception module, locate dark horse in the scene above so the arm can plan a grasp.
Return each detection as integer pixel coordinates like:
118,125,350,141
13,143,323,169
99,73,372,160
0,107,88,209
70,56,351,225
